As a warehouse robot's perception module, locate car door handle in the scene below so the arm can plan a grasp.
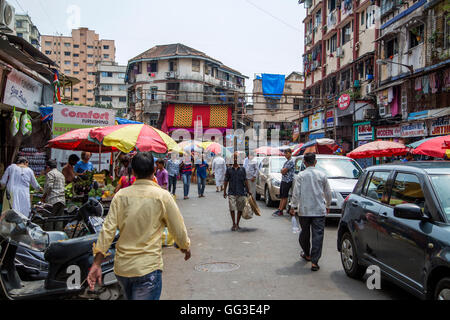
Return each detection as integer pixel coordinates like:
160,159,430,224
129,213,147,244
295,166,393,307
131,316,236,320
380,212,388,217
351,201,359,207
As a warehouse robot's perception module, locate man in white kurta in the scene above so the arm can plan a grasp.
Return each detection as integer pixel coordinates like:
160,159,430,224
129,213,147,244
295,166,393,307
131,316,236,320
1,158,41,217
212,155,227,192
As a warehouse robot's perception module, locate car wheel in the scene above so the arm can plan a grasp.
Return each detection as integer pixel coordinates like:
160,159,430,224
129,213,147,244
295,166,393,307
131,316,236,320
265,186,274,207
435,277,450,300
340,232,366,279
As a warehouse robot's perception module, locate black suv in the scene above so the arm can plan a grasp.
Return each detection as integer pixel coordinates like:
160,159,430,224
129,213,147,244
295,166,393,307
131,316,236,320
337,162,450,300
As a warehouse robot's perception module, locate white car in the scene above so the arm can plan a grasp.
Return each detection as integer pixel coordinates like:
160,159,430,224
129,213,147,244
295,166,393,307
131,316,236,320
291,155,363,218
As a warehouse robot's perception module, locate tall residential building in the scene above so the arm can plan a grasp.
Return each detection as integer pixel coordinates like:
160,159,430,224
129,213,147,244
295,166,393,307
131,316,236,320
252,72,304,143
95,61,127,111
15,14,40,49
126,43,247,126
41,28,116,105
300,0,378,152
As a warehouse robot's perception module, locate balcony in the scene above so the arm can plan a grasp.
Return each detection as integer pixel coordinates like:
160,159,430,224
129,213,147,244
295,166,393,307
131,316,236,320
327,10,337,30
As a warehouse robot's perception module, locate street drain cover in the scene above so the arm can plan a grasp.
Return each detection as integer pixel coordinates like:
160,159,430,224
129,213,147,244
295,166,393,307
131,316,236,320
195,262,240,273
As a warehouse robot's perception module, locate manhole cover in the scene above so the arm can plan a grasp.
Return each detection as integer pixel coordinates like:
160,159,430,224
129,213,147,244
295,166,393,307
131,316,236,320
195,262,240,273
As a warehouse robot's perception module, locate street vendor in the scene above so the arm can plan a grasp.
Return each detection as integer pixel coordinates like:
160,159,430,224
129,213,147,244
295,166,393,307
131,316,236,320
62,154,80,183
74,152,94,174
42,160,66,230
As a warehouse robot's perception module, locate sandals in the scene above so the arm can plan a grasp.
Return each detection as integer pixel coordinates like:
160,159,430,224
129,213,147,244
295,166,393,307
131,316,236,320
300,253,311,262
311,264,320,272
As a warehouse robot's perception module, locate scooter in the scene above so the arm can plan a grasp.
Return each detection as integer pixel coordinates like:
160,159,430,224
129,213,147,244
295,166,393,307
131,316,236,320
0,209,121,300
15,198,112,282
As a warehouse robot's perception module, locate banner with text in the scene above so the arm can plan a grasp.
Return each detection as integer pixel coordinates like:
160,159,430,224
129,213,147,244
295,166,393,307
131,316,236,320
430,117,450,136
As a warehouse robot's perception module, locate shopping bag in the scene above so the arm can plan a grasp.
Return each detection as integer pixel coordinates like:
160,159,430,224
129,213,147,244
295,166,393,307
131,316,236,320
291,216,300,234
248,195,261,216
162,227,175,247
242,197,253,220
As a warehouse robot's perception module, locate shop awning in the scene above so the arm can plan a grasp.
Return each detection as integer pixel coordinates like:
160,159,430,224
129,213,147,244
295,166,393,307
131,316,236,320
373,79,406,93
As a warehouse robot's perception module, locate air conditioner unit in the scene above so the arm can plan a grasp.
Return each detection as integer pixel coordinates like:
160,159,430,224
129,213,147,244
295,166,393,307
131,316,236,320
165,71,176,79
0,1,15,33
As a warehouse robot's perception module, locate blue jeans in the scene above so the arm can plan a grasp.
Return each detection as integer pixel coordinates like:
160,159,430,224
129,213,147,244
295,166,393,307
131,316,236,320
182,174,191,197
116,270,162,300
168,175,177,195
197,177,206,196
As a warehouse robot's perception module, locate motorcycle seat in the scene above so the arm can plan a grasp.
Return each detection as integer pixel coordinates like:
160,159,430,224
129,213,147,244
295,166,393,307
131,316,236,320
44,234,98,264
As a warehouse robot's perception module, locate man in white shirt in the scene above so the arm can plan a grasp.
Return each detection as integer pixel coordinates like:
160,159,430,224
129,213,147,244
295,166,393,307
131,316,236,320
245,152,258,199
290,153,332,272
212,155,227,192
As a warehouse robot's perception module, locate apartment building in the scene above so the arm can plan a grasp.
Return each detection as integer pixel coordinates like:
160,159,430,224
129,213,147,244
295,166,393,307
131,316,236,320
95,61,127,111
15,14,40,49
126,43,247,128
374,0,450,146
252,72,304,142
41,28,116,106
300,0,378,152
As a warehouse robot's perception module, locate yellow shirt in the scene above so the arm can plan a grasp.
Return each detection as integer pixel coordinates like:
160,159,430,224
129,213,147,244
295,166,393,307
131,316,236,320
93,179,191,278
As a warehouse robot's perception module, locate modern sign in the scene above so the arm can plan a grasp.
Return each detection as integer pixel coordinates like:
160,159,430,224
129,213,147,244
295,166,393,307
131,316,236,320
401,122,427,138
338,94,351,111
430,117,450,136
3,69,43,113
52,104,116,137
376,126,401,138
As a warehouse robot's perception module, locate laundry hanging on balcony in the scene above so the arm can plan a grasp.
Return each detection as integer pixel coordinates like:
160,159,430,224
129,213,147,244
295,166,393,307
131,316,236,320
261,74,285,100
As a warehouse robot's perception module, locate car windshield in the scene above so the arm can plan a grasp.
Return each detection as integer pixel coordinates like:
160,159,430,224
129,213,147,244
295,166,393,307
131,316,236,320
430,175,450,220
315,158,362,179
270,157,287,173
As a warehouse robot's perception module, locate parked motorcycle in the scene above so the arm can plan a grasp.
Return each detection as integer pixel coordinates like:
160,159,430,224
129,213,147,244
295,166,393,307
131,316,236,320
0,209,121,300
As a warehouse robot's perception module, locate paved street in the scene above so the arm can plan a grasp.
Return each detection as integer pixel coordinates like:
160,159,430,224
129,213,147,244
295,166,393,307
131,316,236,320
161,185,416,300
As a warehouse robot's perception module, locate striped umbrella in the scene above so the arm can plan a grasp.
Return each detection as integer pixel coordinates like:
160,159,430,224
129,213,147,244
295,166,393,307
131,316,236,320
411,135,450,159
89,124,181,156
47,128,117,153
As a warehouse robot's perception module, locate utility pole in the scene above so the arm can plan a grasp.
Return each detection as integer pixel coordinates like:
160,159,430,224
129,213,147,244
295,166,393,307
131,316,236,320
234,91,238,150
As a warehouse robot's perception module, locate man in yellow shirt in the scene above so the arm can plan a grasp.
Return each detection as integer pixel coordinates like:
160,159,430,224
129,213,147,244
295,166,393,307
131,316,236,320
87,152,191,300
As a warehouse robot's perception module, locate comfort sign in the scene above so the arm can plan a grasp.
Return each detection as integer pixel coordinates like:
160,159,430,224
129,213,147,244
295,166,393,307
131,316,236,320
52,104,116,137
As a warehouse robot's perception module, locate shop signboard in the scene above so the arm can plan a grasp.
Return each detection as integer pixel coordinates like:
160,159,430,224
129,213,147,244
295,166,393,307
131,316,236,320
376,126,401,138
3,69,43,113
401,122,427,138
301,117,309,133
52,104,116,137
309,112,323,131
356,123,373,141
326,110,334,128
430,117,450,136
338,94,351,111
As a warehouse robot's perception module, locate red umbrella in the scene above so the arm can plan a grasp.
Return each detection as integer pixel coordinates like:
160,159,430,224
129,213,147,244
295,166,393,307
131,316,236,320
347,141,408,159
254,146,283,156
412,135,450,159
46,128,117,153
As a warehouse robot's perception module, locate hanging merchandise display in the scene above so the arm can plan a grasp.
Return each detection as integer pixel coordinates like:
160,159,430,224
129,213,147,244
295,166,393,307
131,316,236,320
21,110,32,136
10,106,22,136
53,70,62,103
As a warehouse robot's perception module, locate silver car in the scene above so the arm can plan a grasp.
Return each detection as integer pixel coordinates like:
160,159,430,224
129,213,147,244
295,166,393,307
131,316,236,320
292,155,363,218
255,156,289,207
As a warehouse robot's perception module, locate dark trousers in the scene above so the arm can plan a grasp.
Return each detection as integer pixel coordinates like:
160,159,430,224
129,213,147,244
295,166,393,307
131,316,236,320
168,175,177,195
197,177,206,196
299,216,326,265
44,202,65,231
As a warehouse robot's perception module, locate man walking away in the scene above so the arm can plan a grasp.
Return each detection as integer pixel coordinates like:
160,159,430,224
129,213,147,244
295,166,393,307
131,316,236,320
246,152,258,199
273,148,295,217
42,160,66,231
167,153,182,198
195,155,208,198
180,156,193,200
290,153,331,272
87,152,191,300
212,154,226,192
224,152,250,232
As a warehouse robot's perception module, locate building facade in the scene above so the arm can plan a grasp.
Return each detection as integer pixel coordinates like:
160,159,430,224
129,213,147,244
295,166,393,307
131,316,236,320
15,14,40,49
373,0,450,148
41,28,116,106
300,0,379,152
252,72,305,143
125,43,247,126
95,61,127,112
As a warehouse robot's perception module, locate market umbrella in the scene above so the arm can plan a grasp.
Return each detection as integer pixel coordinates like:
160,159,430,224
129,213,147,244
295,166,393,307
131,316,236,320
178,140,203,153
411,135,450,159
407,137,438,149
47,128,117,153
89,124,181,155
254,146,283,156
292,144,305,156
347,141,408,159
300,138,339,155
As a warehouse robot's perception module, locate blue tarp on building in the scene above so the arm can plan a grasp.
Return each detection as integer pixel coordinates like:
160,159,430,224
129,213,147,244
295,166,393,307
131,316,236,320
115,117,143,125
262,74,285,100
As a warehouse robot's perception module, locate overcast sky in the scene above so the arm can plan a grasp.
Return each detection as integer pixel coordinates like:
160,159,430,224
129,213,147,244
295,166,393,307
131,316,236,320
15,0,306,93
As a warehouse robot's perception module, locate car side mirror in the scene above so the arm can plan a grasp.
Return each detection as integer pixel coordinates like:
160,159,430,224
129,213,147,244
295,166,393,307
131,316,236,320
394,204,424,220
